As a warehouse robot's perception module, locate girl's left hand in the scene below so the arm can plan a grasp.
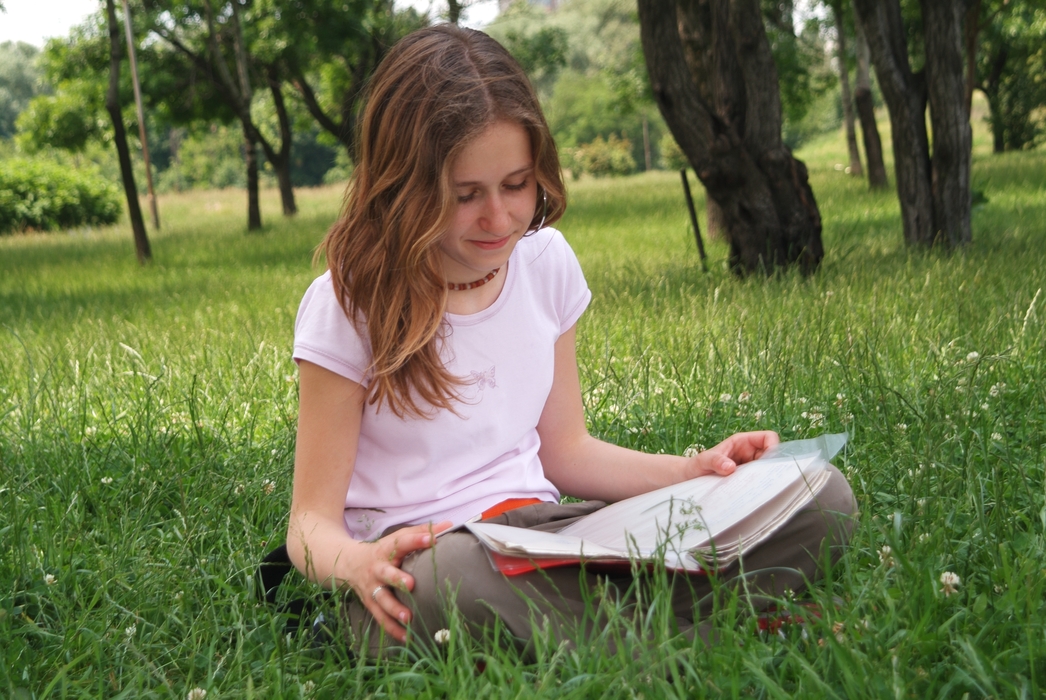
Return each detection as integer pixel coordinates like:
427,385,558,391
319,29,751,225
685,431,780,479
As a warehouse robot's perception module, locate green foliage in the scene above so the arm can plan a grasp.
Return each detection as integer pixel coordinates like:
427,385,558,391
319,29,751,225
15,79,108,153
978,3,1046,151
0,41,45,139
570,133,637,177
658,131,687,170
157,125,251,192
0,158,121,233
500,25,569,89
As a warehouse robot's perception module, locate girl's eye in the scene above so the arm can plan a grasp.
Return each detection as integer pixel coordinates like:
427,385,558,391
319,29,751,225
505,179,529,192
457,191,478,204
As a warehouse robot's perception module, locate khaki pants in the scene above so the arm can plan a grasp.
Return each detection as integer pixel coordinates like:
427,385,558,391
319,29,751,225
343,465,856,658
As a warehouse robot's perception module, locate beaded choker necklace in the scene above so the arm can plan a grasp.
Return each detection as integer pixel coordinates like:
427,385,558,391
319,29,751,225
447,267,500,291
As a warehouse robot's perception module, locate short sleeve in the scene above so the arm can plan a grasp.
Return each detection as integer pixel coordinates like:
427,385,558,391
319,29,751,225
293,271,372,385
529,228,591,334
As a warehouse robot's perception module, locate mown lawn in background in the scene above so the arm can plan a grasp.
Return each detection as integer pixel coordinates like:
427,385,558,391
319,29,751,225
2,120,1045,698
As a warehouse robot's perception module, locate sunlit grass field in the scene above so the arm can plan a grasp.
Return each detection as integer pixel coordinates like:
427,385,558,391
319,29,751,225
2,121,1045,697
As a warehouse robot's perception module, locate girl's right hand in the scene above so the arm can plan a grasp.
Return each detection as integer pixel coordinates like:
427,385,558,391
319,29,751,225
348,520,453,642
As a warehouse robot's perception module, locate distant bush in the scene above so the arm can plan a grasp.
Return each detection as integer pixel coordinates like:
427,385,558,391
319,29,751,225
658,132,689,171
571,134,636,178
0,158,121,234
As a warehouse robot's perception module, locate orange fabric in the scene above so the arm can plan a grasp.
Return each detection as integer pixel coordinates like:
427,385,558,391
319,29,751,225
480,497,543,520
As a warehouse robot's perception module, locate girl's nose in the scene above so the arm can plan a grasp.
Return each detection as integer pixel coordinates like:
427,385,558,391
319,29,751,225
480,194,512,233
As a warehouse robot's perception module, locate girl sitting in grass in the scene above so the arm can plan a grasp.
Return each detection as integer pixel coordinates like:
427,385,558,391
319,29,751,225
287,23,855,656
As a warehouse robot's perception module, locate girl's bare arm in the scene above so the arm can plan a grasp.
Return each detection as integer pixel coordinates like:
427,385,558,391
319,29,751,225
288,361,449,642
536,325,779,502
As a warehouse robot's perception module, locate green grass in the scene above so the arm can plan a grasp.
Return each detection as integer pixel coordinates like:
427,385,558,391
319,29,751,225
2,123,1045,697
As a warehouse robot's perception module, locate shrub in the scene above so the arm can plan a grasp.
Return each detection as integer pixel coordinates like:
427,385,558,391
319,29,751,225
572,134,636,178
0,158,121,234
658,132,689,171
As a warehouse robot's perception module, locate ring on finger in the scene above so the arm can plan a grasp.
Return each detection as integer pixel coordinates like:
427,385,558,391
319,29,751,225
371,585,386,602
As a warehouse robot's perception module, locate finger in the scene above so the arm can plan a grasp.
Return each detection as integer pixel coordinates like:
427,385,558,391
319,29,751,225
365,592,409,642
384,521,453,564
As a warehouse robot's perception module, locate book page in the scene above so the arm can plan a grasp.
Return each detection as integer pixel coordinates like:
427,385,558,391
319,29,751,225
558,453,824,553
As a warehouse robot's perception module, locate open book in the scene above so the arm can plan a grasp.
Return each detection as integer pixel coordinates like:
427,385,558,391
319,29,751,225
465,433,847,575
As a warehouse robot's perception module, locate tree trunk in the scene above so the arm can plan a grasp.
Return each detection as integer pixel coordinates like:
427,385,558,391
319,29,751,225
639,0,823,275
963,0,980,115
833,2,863,177
853,0,935,245
243,127,261,231
923,0,971,245
853,0,971,246
105,0,151,264
706,196,725,240
852,11,888,189
265,65,297,216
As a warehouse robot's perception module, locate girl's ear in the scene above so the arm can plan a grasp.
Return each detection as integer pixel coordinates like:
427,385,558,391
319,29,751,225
526,189,548,236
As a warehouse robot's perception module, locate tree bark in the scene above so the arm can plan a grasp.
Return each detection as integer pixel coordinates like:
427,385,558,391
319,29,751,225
963,0,980,115
105,0,151,264
243,126,261,231
852,11,888,189
853,0,934,245
265,65,297,216
923,0,971,245
639,0,823,275
853,0,970,246
833,1,863,177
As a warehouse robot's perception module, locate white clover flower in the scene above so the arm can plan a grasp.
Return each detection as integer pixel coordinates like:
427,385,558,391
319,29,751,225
966,351,980,362
798,397,808,405
807,412,825,428
682,444,704,458
84,426,97,436
263,479,276,495
991,432,1003,442
843,412,854,424
234,484,244,495
940,571,961,597
719,393,732,403
738,391,751,403
879,545,894,567
301,680,316,696
832,620,845,642
434,628,450,645
101,477,113,485
896,423,908,432
981,403,990,411
44,574,56,586
186,689,207,700
918,533,930,542
835,393,846,407
754,410,766,422
125,623,137,638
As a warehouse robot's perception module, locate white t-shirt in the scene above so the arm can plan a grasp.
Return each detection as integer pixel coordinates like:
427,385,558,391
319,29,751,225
293,227,591,540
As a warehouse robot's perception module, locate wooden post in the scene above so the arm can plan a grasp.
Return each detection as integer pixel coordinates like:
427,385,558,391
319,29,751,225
121,0,160,230
680,169,707,272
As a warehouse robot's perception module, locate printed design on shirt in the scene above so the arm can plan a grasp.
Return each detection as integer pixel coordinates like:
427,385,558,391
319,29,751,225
470,366,497,390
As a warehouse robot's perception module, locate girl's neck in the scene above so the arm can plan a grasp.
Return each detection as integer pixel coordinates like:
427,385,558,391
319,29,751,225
445,261,509,316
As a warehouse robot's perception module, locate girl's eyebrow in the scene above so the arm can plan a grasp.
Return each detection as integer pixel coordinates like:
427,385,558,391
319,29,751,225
454,165,534,188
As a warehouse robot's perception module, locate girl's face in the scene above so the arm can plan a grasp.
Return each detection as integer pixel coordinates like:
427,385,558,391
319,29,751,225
441,121,537,285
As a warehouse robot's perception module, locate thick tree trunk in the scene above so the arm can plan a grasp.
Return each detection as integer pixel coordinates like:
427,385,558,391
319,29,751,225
853,0,970,246
639,0,823,275
243,127,261,231
852,13,888,189
923,0,971,245
853,0,935,244
105,0,151,264
833,2,863,177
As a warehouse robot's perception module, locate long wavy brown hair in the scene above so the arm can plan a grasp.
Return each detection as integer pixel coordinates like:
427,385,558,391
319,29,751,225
321,25,566,418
